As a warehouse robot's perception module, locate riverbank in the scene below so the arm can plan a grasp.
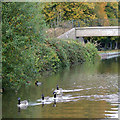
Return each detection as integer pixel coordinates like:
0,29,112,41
3,38,99,91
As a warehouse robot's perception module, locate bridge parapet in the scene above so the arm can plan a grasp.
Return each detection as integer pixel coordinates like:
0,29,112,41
75,26,120,37
57,26,119,39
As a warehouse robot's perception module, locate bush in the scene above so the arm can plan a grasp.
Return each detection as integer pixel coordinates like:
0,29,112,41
45,38,99,68
34,43,61,72
85,42,100,61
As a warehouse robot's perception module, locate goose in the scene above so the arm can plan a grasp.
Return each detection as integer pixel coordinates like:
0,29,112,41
53,91,63,102
53,92,57,99
35,81,42,86
17,98,28,108
41,94,45,102
41,94,45,106
54,85,63,95
41,94,52,105
37,94,50,103
41,94,49,102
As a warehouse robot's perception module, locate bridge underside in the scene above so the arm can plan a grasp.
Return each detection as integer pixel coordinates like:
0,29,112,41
76,26,119,37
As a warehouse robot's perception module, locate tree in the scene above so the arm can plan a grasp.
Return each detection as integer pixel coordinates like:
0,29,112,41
42,2,96,27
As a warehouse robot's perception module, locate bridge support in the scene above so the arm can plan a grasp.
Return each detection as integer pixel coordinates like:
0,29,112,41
115,41,118,49
76,37,85,44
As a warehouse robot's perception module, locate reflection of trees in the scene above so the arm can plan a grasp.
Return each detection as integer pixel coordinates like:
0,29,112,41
97,57,119,74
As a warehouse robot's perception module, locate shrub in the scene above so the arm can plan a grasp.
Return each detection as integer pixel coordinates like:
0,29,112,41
45,38,99,68
34,43,61,72
85,42,99,61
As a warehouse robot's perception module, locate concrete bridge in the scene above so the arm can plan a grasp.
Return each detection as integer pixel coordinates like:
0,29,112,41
57,26,120,39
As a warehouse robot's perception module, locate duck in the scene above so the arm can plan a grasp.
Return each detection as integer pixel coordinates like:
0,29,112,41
54,85,63,95
35,81,42,86
17,97,28,108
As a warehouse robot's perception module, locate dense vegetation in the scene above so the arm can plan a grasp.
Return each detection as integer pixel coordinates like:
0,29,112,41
2,2,118,91
2,3,47,90
43,2,118,25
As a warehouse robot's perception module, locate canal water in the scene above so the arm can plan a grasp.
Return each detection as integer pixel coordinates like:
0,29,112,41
2,56,119,118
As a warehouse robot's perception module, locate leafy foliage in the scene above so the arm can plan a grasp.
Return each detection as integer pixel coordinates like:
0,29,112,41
45,38,99,67
2,2,47,89
42,2,96,26
2,2,101,91
42,2,118,27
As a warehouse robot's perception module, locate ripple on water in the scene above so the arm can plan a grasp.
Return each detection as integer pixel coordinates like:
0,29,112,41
105,112,118,118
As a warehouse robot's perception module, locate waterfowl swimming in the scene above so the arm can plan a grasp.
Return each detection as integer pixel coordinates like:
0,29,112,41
17,97,28,108
41,94,51,105
41,94,45,106
41,94,44,101
53,92,57,99
35,81,42,86
54,85,63,95
53,91,63,102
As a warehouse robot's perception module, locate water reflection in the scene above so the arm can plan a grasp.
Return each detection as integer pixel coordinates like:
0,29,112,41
2,57,119,118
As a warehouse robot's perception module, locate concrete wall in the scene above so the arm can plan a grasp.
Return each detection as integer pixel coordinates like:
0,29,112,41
57,28,84,42
57,28,76,40
76,26,120,37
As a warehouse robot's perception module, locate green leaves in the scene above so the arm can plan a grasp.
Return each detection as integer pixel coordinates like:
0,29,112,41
45,38,99,68
2,3,47,90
